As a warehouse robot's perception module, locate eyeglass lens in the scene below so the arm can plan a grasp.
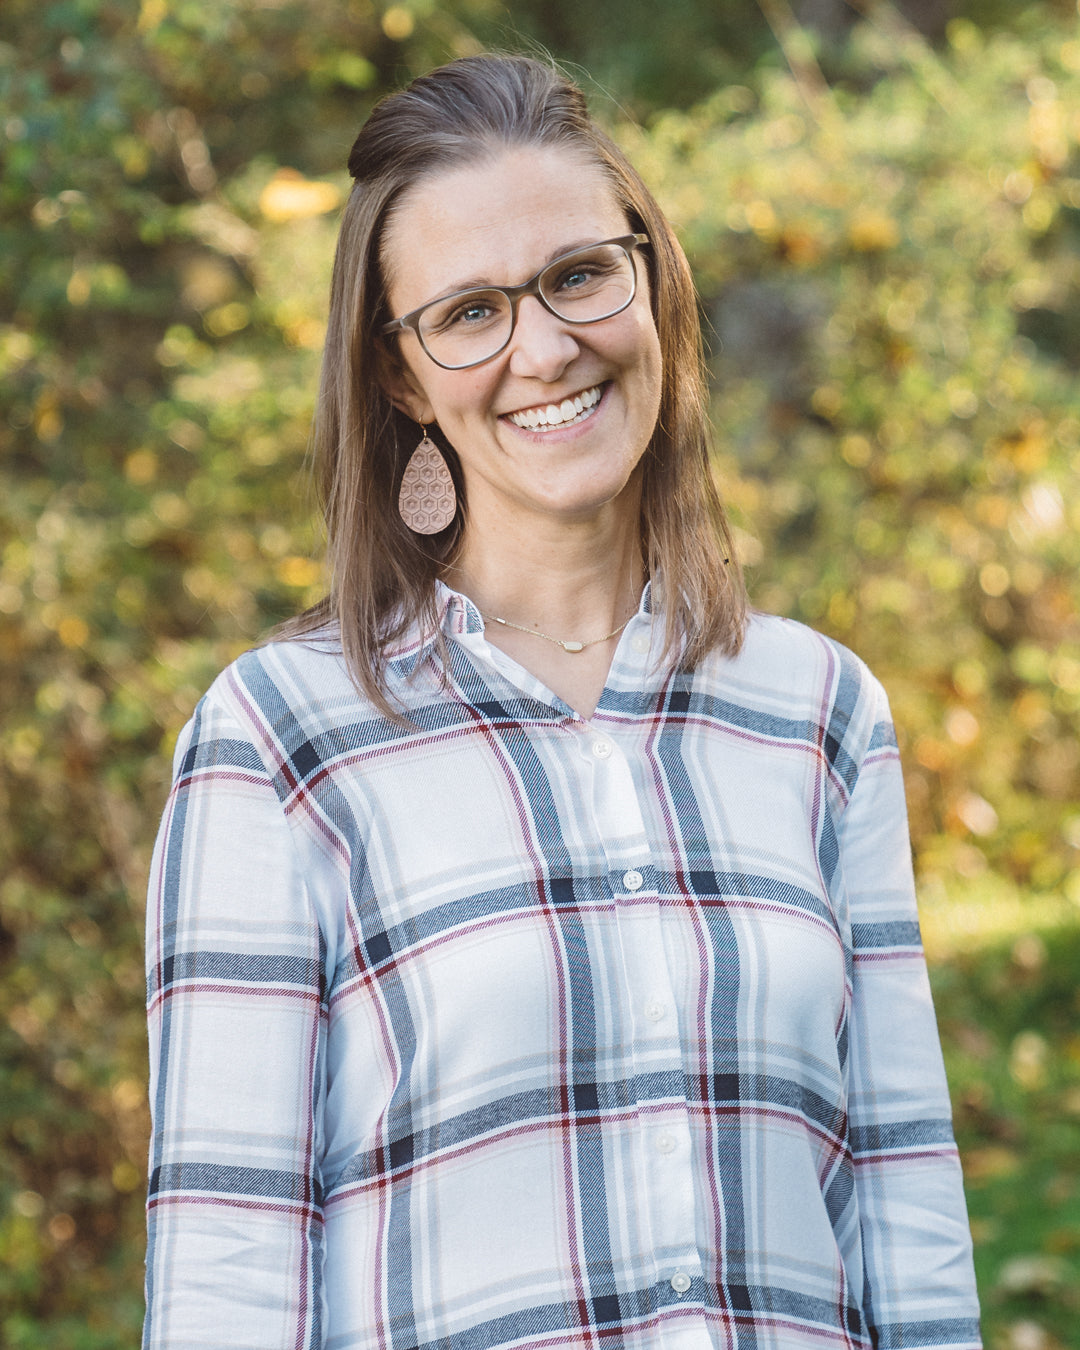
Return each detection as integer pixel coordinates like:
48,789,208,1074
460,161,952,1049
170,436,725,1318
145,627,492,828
417,241,636,368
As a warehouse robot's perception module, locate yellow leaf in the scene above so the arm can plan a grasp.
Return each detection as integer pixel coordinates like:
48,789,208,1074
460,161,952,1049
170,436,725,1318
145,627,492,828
848,208,900,252
277,556,322,588
259,170,342,222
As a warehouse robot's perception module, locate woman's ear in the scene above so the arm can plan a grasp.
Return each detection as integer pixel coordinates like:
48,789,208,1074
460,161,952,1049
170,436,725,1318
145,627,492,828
376,342,433,425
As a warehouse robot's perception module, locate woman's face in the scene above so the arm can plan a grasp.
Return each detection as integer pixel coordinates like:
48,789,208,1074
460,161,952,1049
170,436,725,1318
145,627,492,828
379,145,663,539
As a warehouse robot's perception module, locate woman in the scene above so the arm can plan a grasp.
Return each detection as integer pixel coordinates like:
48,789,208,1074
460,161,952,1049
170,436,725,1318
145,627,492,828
144,54,982,1350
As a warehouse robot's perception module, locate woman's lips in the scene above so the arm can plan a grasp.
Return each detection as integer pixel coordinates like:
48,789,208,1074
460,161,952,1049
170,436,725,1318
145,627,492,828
505,384,603,431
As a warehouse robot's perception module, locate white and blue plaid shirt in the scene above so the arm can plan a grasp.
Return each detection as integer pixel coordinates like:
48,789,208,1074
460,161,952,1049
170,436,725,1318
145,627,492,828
144,584,981,1349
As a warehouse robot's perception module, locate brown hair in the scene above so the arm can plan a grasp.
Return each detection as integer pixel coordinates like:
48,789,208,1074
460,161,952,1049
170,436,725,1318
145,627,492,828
279,53,746,711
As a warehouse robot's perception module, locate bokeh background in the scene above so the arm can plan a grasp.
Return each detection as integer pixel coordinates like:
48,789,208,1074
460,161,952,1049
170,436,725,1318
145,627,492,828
3,0,1080,1345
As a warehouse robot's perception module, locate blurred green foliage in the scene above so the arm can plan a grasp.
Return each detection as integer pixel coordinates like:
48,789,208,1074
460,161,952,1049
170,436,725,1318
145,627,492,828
2,1,1079,1346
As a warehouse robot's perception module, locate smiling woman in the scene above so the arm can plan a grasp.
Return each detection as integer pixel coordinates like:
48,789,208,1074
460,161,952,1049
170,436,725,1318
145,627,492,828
142,54,983,1350
377,145,663,678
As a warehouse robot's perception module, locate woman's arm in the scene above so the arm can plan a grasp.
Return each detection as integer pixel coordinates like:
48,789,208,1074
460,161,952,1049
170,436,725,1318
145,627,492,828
839,675,981,1349
144,688,326,1349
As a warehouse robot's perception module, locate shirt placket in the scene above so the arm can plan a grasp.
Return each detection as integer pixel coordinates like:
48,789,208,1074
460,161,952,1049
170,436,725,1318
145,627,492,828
574,720,709,1346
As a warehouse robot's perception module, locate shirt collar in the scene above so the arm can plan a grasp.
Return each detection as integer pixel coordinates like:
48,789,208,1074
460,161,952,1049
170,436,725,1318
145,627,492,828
378,581,481,677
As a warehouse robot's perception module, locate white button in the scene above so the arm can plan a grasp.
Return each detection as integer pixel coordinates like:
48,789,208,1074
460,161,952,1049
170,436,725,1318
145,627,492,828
644,999,666,1022
591,739,612,759
632,633,651,654
655,1132,677,1154
670,1271,691,1295
622,869,644,892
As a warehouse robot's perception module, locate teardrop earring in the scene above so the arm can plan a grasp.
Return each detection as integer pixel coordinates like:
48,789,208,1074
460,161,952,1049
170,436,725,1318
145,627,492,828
397,424,457,534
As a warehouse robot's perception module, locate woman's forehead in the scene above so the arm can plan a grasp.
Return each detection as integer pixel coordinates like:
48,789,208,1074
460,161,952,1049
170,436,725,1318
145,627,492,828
379,145,628,307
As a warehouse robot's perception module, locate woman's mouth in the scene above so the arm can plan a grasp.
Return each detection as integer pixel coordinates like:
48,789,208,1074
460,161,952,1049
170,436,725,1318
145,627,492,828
506,384,603,432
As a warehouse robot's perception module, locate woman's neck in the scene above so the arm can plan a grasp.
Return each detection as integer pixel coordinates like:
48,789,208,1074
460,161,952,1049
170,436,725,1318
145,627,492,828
448,514,644,637
444,514,646,720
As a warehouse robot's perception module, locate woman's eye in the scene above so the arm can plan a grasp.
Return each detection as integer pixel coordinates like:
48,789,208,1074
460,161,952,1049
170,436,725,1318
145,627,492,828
556,267,596,292
441,298,498,329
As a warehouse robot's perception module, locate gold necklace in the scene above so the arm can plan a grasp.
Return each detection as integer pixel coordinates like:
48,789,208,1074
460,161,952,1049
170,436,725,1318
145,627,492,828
481,612,632,654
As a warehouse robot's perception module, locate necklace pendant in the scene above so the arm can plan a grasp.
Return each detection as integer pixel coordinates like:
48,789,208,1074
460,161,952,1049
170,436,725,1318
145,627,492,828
560,640,585,653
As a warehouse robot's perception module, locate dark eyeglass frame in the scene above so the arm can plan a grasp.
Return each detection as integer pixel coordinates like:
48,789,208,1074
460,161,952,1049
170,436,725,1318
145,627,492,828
381,233,650,371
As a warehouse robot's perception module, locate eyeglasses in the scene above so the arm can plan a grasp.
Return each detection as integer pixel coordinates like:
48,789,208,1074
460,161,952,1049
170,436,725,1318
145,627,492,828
381,234,649,371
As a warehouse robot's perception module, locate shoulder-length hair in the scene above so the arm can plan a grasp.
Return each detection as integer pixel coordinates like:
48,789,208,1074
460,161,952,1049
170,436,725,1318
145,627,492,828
278,53,746,712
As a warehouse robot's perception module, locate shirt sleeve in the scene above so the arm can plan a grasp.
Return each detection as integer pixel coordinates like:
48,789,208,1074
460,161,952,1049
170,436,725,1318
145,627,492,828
143,686,327,1350
840,674,982,1350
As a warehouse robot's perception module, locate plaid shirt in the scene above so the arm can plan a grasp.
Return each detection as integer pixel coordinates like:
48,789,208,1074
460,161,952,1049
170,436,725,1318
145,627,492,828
144,584,981,1350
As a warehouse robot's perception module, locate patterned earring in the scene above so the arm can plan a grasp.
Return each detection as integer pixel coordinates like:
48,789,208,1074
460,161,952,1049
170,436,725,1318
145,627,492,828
398,424,457,534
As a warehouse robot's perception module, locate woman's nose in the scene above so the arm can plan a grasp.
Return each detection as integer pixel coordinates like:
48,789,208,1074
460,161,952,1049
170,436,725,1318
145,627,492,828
506,295,580,381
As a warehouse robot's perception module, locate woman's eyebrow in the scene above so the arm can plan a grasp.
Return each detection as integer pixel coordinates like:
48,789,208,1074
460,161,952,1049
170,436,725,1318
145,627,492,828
424,237,604,302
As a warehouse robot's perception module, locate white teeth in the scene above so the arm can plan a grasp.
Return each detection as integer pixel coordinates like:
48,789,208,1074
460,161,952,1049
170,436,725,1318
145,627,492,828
508,385,602,431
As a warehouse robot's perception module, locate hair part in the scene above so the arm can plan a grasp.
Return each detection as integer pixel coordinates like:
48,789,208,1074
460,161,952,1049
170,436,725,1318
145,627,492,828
277,53,746,715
